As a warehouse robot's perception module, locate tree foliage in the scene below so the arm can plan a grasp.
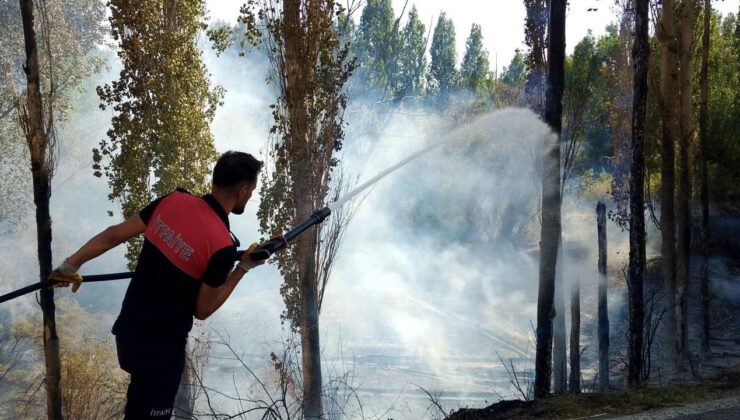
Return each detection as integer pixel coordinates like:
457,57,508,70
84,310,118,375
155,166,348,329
523,0,548,113
394,6,427,102
0,0,105,230
428,12,457,104
706,12,740,202
353,0,400,100
562,33,600,183
501,51,527,87
460,23,491,96
245,0,354,329
94,0,223,266
239,0,355,415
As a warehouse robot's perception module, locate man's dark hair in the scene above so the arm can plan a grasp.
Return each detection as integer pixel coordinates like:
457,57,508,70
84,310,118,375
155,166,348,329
212,151,263,187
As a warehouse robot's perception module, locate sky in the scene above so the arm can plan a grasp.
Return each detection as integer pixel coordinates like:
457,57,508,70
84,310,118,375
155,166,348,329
206,0,740,74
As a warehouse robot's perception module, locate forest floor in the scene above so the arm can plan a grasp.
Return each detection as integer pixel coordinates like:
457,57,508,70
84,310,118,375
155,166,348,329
445,364,740,419
446,210,740,419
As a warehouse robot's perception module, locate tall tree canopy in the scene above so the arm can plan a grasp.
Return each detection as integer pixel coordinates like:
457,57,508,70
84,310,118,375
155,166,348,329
94,0,223,266
0,0,106,230
394,5,427,103
706,12,740,201
241,0,355,416
353,0,399,99
562,33,600,181
460,23,491,96
523,0,548,113
501,51,527,87
428,12,457,104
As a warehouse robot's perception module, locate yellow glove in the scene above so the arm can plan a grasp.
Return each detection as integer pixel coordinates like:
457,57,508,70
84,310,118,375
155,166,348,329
49,259,84,293
237,242,265,272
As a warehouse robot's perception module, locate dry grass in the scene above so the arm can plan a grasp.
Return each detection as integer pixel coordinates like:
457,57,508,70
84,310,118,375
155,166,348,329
60,337,127,419
1,298,127,419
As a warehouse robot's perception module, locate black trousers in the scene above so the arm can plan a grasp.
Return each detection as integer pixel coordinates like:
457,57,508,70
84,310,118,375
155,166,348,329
115,332,186,419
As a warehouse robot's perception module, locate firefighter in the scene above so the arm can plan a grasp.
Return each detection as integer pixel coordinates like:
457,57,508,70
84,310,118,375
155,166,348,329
50,151,266,418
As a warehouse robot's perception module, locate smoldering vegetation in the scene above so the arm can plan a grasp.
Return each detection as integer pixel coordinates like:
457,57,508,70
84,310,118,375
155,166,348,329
2,3,739,419
190,44,642,413
0,28,646,419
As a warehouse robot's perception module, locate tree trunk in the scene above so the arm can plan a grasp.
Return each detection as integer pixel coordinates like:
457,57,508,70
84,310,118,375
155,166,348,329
296,183,322,419
553,237,567,394
698,0,711,354
568,276,581,393
283,0,323,416
675,0,695,370
534,0,565,400
596,201,609,391
298,209,322,419
657,0,679,371
627,0,649,388
174,346,194,418
18,1,63,418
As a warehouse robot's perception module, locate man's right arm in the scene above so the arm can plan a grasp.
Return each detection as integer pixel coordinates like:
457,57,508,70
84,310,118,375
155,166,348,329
66,215,147,267
193,243,265,320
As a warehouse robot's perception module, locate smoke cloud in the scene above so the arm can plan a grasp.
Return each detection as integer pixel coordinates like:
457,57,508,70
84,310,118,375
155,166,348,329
0,35,646,418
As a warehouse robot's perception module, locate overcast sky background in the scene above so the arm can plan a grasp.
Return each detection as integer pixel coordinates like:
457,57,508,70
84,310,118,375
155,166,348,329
206,0,739,74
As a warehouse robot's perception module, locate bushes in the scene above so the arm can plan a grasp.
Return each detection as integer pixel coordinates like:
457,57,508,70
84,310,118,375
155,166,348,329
60,337,127,419
0,299,127,419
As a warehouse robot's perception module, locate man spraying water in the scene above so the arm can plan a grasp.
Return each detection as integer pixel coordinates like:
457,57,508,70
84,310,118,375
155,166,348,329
50,151,270,419
19,109,541,418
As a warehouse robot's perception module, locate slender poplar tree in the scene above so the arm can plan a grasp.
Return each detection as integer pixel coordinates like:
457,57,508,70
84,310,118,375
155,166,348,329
94,0,222,267
242,1,355,417
627,0,649,388
534,0,566,399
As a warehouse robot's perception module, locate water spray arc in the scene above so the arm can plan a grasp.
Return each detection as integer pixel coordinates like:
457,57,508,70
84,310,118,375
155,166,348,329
250,129,454,260
0,110,534,303
0,125,454,303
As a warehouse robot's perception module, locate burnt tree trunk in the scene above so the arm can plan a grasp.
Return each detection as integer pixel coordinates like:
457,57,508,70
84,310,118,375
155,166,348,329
596,201,609,391
657,0,679,371
18,1,63,418
568,275,581,393
534,0,565,400
675,0,695,370
627,0,649,388
553,238,567,393
698,0,711,354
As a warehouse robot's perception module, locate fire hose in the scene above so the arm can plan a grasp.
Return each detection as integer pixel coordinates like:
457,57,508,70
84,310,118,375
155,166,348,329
0,207,331,305
0,116,455,306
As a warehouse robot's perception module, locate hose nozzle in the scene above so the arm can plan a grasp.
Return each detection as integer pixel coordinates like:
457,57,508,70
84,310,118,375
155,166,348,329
245,207,332,261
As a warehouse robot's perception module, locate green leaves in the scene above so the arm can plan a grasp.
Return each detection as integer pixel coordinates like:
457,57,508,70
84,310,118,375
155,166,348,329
460,23,491,96
355,0,398,95
501,52,527,87
395,6,428,101
96,0,221,267
429,13,457,103
0,0,106,230
248,0,354,330
706,12,740,202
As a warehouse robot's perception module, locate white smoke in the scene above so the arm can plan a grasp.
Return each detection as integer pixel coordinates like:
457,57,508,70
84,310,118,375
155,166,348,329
0,32,648,420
